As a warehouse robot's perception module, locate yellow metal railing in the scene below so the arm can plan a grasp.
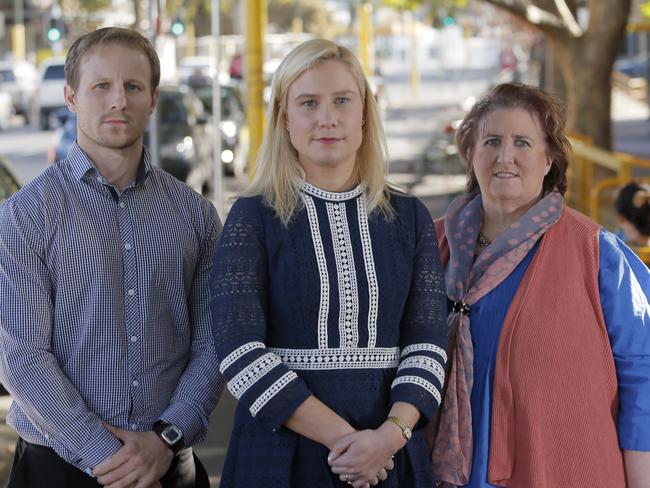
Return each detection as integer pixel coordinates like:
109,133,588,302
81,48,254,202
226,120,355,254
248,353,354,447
568,135,650,264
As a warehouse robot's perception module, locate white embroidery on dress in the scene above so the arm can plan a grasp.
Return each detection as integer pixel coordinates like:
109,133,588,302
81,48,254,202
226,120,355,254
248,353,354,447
268,346,400,370
401,343,448,364
327,202,359,348
391,375,441,405
303,182,363,201
302,194,330,348
250,371,298,416
220,341,265,374
228,353,282,399
397,355,445,386
357,195,379,348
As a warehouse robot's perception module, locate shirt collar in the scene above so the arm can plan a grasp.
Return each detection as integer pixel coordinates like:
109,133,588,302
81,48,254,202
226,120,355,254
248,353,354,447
67,142,152,186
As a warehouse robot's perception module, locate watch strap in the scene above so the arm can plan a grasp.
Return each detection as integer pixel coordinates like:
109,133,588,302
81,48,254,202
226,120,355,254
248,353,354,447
153,421,185,454
386,416,412,441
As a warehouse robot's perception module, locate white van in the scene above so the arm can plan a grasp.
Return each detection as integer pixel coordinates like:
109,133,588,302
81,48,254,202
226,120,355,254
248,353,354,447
34,57,66,130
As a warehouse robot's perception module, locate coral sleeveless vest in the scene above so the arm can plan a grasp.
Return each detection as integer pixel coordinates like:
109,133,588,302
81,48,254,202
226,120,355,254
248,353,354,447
435,208,626,487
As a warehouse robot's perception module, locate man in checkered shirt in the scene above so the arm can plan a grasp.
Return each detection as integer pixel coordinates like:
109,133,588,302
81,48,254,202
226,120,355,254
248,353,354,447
0,27,223,488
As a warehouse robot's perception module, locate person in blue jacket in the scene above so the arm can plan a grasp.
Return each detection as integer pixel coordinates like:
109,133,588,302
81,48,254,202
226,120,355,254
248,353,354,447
210,39,448,488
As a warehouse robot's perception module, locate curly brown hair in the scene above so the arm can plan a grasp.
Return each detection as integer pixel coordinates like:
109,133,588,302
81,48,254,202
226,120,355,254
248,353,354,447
456,82,571,196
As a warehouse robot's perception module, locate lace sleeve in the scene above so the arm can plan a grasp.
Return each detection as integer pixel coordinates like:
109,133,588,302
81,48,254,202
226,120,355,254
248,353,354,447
210,198,311,430
390,198,448,422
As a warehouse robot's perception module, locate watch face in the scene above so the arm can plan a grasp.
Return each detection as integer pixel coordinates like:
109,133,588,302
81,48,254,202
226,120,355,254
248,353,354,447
162,425,182,444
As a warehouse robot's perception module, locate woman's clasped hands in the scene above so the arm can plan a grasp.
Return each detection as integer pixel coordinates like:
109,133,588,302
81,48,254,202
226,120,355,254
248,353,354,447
327,422,406,488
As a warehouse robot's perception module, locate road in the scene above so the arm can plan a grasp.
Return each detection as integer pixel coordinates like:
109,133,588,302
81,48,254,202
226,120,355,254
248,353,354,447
0,68,496,486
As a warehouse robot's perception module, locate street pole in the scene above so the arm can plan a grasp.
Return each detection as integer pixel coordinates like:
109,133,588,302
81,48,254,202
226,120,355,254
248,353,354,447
211,0,224,217
246,0,265,179
12,0,25,61
148,0,160,171
358,2,374,77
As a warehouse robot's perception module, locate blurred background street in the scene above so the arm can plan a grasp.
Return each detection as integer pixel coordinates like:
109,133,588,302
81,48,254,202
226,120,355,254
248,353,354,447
2,0,650,485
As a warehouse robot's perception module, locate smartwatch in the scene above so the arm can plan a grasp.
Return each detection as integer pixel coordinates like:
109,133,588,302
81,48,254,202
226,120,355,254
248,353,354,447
153,421,185,454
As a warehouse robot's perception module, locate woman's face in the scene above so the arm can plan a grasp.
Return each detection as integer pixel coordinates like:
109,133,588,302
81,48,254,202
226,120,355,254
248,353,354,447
472,108,552,212
285,61,364,178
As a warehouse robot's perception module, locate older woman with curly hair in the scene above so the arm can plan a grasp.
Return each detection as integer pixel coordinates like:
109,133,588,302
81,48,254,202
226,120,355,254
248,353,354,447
428,83,650,488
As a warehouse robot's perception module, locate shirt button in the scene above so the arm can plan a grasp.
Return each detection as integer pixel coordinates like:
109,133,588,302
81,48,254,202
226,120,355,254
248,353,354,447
96,176,103,183
119,202,126,208
130,335,138,343
132,380,140,387
127,288,135,296
130,423,138,430
124,243,132,251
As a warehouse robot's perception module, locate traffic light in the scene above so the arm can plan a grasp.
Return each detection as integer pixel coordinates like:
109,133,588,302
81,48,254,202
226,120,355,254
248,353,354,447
170,17,185,36
47,17,63,42
443,16,456,26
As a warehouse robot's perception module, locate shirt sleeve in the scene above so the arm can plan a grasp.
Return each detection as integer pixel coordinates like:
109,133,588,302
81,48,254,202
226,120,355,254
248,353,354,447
159,201,226,446
389,199,448,423
0,199,122,471
210,198,312,431
598,229,650,451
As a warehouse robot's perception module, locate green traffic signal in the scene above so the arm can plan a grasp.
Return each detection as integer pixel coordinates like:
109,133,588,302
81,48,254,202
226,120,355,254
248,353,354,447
171,18,185,36
48,27,62,42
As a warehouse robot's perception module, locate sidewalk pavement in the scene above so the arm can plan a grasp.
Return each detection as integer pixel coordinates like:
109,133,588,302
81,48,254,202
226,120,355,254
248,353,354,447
2,78,650,486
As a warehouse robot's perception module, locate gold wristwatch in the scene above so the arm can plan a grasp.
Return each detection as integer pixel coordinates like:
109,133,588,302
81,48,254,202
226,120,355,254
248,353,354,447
386,416,412,441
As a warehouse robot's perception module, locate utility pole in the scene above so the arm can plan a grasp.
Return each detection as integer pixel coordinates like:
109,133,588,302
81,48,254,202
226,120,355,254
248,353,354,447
12,0,25,60
211,0,224,216
246,0,265,178
358,2,374,76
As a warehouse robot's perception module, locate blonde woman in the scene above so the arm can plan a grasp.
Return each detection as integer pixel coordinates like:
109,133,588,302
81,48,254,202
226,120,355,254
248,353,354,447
210,39,447,487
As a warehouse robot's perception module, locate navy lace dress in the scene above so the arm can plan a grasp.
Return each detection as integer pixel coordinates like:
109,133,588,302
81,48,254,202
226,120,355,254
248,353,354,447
210,184,447,487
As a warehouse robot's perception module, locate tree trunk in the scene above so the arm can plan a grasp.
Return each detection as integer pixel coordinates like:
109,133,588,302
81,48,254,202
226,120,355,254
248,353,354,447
484,0,631,150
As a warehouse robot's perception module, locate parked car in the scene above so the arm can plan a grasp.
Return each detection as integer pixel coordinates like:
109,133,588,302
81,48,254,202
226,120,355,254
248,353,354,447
189,81,247,176
0,90,12,130
0,60,38,124
49,84,214,195
34,57,67,130
0,155,21,202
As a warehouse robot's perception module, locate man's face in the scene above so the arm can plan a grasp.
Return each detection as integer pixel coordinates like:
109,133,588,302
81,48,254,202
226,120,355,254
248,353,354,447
64,43,159,155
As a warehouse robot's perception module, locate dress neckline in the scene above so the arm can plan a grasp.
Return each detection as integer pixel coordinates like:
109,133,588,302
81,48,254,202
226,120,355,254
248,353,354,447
302,181,363,202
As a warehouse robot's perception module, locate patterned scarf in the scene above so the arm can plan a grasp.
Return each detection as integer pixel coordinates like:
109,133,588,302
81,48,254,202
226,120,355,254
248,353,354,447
431,191,564,487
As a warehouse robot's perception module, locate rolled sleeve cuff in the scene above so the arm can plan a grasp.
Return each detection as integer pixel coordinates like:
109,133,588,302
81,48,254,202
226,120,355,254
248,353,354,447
75,423,122,474
619,411,650,451
160,401,206,447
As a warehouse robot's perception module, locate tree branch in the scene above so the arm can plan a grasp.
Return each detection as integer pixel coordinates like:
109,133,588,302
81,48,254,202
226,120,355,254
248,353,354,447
553,0,583,36
482,0,573,37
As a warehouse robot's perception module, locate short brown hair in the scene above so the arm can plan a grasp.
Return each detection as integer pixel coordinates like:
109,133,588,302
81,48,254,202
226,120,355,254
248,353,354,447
65,27,160,93
456,82,571,196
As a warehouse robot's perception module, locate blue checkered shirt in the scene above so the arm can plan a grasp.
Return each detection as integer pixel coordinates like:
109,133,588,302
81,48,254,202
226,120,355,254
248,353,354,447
0,143,224,475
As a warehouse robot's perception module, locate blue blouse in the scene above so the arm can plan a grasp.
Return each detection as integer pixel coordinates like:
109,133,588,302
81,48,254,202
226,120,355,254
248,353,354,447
465,230,650,487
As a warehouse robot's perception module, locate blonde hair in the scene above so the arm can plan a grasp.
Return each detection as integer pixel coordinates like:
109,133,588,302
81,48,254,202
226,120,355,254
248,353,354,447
243,38,393,226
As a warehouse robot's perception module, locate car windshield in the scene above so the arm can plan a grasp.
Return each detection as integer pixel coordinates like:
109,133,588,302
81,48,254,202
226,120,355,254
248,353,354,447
193,86,242,119
0,69,16,82
43,64,65,80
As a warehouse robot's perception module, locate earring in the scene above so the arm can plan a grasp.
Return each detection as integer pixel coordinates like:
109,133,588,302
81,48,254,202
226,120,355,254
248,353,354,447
361,119,365,126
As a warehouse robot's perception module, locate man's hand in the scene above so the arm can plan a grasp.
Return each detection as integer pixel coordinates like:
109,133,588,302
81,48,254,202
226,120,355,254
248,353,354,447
328,428,401,487
93,424,174,488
